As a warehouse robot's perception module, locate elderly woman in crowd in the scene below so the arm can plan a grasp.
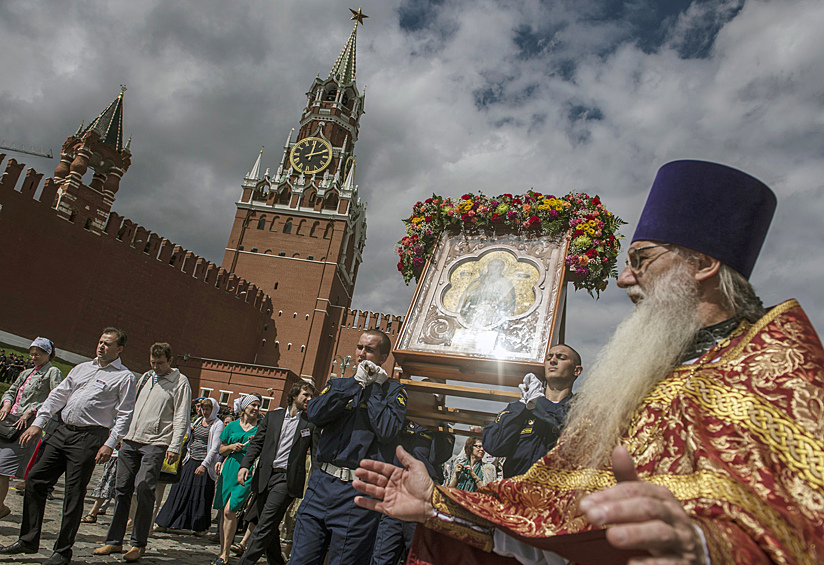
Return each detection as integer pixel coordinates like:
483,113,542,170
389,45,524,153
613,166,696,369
211,394,260,565
155,397,223,535
0,338,62,519
447,437,496,492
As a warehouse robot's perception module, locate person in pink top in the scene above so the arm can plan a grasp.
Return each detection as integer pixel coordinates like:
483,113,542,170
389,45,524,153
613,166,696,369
0,338,63,519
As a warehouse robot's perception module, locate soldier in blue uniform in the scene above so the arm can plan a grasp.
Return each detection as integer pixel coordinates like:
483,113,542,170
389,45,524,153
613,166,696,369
370,415,454,565
482,344,582,478
289,329,407,565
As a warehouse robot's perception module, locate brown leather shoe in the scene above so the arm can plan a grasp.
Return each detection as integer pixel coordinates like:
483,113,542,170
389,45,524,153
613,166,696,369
93,544,123,555
123,546,145,562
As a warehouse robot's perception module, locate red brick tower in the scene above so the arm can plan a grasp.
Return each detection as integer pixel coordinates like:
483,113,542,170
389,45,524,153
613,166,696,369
222,9,370,383
52,86,131,232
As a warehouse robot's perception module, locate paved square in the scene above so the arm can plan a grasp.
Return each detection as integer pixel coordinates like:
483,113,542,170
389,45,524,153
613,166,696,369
0,467,223,564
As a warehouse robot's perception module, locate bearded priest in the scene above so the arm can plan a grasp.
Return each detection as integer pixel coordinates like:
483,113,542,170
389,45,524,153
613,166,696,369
353,160,824,565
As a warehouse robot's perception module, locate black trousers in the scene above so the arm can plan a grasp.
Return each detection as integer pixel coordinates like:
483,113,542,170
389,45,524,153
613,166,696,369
105,440,167,548
19,422,108,559
238,471,293,565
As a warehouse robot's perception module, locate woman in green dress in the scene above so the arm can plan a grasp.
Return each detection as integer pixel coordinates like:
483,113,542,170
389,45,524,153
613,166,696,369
212,394,260,565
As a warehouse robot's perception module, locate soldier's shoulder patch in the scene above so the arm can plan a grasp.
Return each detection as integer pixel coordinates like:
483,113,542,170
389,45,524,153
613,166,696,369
397,393,406,407
495,409,510,423
320,383,332,395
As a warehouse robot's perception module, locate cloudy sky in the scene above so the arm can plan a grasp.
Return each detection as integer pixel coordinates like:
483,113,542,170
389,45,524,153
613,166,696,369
2,0,823,370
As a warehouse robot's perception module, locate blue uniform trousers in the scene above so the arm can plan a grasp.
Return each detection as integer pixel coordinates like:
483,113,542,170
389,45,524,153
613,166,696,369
289,470,380,565
369,514,416,565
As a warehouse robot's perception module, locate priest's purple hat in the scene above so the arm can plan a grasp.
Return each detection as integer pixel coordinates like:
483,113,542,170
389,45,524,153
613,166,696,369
633,160,776,279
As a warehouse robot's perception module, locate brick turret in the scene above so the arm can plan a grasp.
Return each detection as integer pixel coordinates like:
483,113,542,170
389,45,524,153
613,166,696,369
53,86,132,232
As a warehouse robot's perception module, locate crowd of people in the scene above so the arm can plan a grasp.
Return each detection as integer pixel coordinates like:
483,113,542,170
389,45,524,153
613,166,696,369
0,159,822,565
0,351,34,384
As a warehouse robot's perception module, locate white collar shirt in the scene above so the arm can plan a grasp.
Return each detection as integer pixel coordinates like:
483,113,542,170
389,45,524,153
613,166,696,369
32,357,136,449
272,409,300,469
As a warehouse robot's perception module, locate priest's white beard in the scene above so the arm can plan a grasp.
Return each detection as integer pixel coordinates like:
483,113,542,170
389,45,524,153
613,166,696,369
559,261,702,470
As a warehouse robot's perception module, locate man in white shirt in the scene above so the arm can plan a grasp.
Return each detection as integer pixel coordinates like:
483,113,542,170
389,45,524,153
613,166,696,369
95,342,191,562
235,382,316,565
0,328,136,565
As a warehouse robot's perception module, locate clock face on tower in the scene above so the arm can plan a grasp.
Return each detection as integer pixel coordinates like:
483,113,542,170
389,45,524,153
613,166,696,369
290,137,333,174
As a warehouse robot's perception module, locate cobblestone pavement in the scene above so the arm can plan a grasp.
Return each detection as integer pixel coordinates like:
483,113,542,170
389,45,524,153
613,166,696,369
0,466,224,565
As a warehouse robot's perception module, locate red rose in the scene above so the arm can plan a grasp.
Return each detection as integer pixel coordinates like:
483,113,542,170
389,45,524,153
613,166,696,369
461,194,472,200
573,229,584,237
425,215,433,222
397,262,403,271
586,249,598,258
491,213,502,223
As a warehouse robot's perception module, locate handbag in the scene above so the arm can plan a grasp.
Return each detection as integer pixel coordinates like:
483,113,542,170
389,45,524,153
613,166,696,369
0,412,30,442
159,430,189,484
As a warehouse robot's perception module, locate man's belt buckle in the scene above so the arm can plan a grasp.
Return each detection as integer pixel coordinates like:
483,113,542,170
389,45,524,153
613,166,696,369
321,462,354,482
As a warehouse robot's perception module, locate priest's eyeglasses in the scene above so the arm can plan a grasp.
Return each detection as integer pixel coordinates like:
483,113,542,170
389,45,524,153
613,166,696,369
625,244,672,272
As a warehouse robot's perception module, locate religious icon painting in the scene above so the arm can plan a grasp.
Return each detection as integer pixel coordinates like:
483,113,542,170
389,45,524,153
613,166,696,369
394,231,569,386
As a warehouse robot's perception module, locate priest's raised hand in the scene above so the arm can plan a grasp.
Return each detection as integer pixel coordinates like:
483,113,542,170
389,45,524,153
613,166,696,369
353,445,435,523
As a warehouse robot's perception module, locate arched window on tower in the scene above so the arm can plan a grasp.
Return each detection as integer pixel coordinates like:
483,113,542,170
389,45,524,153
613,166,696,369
283,219,292,234
309,221,320,238
257,216,267,230
325,88,337,101
341,92,349,106
269,215,280,231
323,222,334,239
302,190,316,208
278,189,291,206
324,192,339,211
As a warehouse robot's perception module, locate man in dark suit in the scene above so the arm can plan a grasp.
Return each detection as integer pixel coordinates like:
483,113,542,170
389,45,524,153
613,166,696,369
235,381,316,565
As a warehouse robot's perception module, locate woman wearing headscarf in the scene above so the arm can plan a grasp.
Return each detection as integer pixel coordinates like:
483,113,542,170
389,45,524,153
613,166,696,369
155,397,224,534
0,338,62,519
211,394,260,565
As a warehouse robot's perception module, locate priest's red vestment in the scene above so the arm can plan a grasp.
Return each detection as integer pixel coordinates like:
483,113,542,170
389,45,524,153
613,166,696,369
411,300,824,564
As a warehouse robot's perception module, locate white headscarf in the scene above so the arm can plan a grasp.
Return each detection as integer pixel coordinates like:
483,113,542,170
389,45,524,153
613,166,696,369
202,397,220,423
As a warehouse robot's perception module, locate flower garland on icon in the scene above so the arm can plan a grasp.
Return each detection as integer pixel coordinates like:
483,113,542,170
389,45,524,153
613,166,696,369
397,191,626,296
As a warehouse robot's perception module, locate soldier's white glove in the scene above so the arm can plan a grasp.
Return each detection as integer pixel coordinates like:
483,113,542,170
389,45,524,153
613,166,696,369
373,366,389,385
354,360,384,388
519,373,544,410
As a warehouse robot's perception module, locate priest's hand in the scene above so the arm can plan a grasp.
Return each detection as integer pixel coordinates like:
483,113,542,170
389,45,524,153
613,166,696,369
353,445,435,523
579,446,706,564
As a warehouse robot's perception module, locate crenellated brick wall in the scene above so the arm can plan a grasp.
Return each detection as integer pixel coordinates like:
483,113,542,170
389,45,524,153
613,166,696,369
0,155,273,376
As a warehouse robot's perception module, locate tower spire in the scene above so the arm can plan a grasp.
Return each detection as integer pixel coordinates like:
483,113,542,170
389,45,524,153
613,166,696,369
247,146,264,180
86,85,126,152
329,7,368,86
